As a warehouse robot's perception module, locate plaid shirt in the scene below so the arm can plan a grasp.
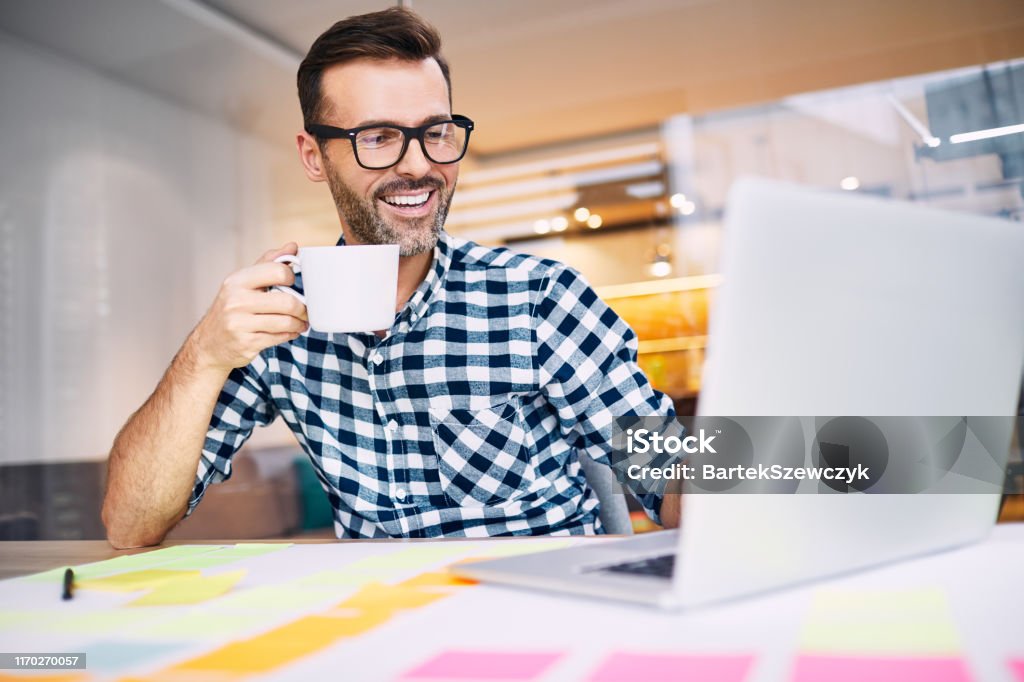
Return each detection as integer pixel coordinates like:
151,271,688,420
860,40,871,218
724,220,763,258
190,231,675,538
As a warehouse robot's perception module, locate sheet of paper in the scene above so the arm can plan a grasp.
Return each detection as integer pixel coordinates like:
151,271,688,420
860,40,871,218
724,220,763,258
23,545,225,583
585,653,754,682
135,612,264,639
157,543,292,571
401,650,564,680
171,611,391,674
297,569,380,588
6,610,156,635
74,640,185,673
800,588,960,655
337,582,448,612
128,570,246,607
401,571,478,589
792,655,972,682
77,569,201,592
214,585,341,611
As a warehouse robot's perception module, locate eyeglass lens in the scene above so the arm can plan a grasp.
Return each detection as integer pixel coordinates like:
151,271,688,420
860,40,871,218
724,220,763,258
354,121,468,168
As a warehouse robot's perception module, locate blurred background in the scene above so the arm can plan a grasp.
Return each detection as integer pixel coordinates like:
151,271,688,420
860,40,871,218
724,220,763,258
1,0,1022,540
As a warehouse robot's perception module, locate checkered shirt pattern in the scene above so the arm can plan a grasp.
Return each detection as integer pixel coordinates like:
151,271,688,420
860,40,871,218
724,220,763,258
189,231,675,538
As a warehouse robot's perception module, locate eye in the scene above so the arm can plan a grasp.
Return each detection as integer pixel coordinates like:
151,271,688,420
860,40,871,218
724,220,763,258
357,128,401,148
425,123,454,143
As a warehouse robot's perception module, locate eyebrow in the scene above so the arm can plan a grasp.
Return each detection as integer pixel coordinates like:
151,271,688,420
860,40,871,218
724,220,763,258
352,114,452,128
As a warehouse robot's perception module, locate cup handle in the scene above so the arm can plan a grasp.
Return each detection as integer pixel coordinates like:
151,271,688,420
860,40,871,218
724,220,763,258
271,254,305,305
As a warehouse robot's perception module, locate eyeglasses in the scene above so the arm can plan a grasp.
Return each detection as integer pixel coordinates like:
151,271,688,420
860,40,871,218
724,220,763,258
306,115,475,170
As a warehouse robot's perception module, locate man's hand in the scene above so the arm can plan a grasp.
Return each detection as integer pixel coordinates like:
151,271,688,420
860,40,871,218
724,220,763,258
660,478,684,528
189,243,309,373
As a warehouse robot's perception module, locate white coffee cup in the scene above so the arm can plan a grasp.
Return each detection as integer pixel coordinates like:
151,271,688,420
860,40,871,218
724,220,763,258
273,244,399,333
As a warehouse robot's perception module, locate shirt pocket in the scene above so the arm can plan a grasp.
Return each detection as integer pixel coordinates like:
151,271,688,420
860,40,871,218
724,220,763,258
430,398,538,507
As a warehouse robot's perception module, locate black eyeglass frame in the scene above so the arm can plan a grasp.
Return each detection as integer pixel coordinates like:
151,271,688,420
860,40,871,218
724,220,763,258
306,115,475,170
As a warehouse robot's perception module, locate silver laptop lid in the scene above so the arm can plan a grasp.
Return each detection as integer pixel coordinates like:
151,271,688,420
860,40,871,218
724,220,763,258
672,178,1024,607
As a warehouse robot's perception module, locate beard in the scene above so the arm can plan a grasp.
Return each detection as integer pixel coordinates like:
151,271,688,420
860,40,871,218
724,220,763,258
322,156,453,257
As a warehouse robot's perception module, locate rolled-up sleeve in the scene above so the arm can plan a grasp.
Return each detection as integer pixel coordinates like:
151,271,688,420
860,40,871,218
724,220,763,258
533,265,676,525
186,356,277,515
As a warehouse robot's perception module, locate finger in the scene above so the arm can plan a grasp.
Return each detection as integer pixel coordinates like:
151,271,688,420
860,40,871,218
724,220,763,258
230,262,296,290
256,242,298,264
256,331,303,348
246,313,308,335
222,290,307,320
259,291,308,320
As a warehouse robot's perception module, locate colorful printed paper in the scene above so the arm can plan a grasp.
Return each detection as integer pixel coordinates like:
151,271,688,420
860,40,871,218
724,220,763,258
402,650,564,680
586,652,754,682
792,655,972,682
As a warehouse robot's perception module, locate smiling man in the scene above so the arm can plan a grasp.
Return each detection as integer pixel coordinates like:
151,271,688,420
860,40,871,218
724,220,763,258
101,8,679,546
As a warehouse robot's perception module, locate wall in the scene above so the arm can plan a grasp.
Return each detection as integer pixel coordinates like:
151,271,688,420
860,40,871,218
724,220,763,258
0,29,285,466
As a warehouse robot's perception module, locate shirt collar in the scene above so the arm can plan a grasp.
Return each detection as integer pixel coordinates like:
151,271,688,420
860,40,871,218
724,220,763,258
333,231,452,329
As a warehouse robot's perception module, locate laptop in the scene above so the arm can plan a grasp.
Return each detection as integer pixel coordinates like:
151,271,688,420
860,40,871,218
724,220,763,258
452,177,1024,609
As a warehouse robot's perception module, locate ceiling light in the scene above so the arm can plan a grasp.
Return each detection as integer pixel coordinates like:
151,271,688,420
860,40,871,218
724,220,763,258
949,122,1024,144
574,207,591,222
586,214,603,229
669,193,687,208
679,200,696,215
650,260,672,278
533,219,551,235
625,181,666,199
840,176,860,191
550,216,569,231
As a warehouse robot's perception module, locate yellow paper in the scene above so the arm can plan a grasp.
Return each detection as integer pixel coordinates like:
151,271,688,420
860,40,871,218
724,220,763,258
172,612,390,674
800,588,961,655
128,570,246,606
336,582,448,612
400,571,478,589
77,569,201,592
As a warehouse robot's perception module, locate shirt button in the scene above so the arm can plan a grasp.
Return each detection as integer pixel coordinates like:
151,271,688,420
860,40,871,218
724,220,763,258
371,353,384,366
394,487,408,502
387,419,398,432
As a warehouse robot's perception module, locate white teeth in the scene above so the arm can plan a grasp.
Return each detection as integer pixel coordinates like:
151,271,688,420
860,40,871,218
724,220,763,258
383,192,430,207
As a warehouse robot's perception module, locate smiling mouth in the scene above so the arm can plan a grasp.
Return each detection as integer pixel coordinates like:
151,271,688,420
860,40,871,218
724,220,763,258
380,190,433,209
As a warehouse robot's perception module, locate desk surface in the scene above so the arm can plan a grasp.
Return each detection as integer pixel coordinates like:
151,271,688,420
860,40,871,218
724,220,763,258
0,535,586,580
1,526,1022,682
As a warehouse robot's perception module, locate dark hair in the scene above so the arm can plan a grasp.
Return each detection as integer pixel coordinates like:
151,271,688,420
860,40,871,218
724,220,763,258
297,7,452,131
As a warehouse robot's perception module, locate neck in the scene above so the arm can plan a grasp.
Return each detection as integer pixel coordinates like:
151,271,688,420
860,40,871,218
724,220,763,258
395,248,433,311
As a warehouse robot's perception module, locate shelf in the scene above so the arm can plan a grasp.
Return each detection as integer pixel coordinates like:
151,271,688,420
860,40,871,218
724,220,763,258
637,335,708,354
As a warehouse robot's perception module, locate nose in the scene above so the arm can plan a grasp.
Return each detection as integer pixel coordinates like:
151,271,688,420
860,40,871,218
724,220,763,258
394,137,433,179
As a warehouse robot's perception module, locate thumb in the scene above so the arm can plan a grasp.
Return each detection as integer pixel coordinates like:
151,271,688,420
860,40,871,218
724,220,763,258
256,242,298,264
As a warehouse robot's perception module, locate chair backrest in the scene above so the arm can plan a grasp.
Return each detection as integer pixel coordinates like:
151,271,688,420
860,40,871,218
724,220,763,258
577,455,633,535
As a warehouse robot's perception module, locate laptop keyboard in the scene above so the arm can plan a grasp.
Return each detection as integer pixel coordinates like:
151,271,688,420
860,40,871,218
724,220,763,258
597,553,675,579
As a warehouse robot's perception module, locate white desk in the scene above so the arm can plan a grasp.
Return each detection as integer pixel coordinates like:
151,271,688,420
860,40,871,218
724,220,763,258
0,525,1022,681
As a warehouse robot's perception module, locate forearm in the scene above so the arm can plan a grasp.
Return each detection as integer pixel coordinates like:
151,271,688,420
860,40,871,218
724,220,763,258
102,335,230,548
659,492,682,529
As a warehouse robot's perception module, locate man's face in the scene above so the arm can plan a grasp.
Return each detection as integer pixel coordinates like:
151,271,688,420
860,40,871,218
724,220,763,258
315,58,458,257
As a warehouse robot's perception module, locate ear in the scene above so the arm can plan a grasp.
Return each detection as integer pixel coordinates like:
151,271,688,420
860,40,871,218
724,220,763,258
296,131,328,183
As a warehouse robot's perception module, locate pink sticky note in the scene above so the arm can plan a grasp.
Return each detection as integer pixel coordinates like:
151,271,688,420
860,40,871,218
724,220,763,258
586,653,754,682
402,650,563,680
1009,658,1024,682
792,655,972,682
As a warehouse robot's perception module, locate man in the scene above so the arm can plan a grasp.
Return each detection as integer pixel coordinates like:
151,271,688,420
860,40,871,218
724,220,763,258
102,7,679,547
